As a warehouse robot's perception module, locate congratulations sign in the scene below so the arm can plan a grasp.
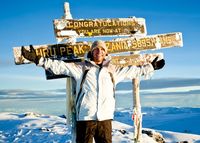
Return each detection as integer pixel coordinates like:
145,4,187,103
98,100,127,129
53,17,146,40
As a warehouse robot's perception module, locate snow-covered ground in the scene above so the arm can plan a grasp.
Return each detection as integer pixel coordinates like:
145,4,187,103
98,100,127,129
1,78,200,142
0,107,200,143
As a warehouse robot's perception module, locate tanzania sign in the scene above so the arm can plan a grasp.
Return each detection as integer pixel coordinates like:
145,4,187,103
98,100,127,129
53,17,146,40
45,53,163,79
13,32,182,65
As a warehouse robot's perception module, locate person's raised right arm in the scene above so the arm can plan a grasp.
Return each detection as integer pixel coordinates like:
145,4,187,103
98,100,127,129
21,45,82,78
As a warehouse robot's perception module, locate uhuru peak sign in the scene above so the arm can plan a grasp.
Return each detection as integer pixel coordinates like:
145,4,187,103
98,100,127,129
13,31,182,80
13,32,182,65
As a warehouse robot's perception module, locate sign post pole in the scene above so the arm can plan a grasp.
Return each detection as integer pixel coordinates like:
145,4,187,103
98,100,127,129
66,77,72,125
133,78,142,142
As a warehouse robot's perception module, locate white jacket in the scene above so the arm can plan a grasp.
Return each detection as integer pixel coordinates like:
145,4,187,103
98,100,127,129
38,57,154,121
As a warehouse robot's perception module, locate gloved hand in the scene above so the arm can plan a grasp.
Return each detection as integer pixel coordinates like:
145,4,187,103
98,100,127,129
21,45,41,65
151,57,165,70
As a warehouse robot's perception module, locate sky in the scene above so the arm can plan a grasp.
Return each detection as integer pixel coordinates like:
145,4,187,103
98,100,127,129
0,0,200,90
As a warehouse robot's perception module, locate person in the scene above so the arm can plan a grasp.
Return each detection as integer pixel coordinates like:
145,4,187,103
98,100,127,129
21,40,165,143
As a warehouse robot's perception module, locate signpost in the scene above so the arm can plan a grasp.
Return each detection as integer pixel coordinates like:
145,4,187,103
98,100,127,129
53,17,146,40
13,32,182,65
13,2,183,142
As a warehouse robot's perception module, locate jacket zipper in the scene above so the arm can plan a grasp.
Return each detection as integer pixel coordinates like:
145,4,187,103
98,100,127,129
96,67,102,120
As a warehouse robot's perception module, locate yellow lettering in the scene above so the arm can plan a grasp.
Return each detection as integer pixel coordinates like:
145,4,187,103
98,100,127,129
35,48,43,57
43,48,49,57
83,21,88,27
67,21,73,28
141,39,146,48
151,37,157,46
102,29,113,34
49,47,57,57
115,42,122,51
74,22,79,29
112,20,117,26
94,21,98,27
88,21,93,27
122,42,128,51
171,35,176,42
114,28,121,33
60,47,66,56
146,38,151,47
108,21,112,26
122,21,127,26
116,21,120,26
77,45,85,54
105,43,110,52
73,46,79,55
119,42,124,50
131,40,138,49
77,29,83,34
167,36,171,44
160,35,172,45
66,47,73,55
111,43,117,52
93,29,100,34
169,35,176,43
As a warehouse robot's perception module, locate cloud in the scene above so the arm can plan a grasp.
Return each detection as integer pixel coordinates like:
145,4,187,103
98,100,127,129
116,78,200,91
0,89,66,100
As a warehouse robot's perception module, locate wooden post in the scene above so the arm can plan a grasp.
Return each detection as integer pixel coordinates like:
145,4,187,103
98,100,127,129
64,2,72,19
133,78,142,143
66,77,76,143
66,77,72,125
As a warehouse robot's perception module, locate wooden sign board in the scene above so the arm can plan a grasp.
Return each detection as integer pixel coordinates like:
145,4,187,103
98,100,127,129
53,17,147,40
45,53,163,79
111,53,163,67
13,32,182,65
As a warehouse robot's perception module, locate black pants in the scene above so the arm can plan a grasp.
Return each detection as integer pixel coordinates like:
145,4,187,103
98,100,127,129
76,120,112,143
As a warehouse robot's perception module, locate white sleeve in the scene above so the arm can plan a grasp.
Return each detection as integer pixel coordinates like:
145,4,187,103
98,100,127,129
114,63,154,83
37,57,82,78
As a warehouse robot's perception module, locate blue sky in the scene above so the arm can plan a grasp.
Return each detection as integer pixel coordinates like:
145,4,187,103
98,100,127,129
0,0,200,90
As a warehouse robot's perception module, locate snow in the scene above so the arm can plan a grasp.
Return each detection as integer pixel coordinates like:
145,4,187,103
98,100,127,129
1,78,200,142
0,107,200,143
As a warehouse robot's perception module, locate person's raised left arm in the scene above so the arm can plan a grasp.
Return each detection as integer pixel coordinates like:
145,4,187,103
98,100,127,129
113,57,165,83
